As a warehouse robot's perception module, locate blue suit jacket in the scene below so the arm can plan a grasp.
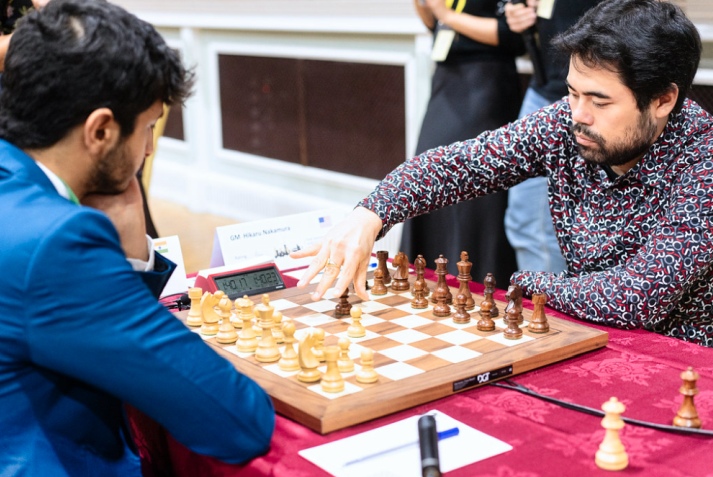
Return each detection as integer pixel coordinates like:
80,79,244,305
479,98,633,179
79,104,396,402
0,141,274,476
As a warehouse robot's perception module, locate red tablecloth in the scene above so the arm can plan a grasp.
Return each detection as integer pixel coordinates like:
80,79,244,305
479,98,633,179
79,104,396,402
130,274,713,477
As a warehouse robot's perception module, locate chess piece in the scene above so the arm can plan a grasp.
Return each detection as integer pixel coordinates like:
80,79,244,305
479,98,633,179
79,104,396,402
321,345,345,393
477,300,495,331
199,292,220,335
673,367,702,428
412,254,430,297
528,293,550,333
452,293,471,324
376,250,391,285
457,251,476,310
217,294,231,323
431,255,452,305
278,320,300,372
186,287,203,327
391,251,410,291
483,273,499,317
347,306,366,338
356,348,378,384
335,287,352,316
411,277,429,309
255,302,280,363
371,268,388,296
433,294,451,318
297,330,322,383
271,310,285,344
312,328,326,362
235,296,258,353
595,397,628,471
253,294,273,338
337,337,355,373
505,284,524,325
216,295,238,344
503,307,523,340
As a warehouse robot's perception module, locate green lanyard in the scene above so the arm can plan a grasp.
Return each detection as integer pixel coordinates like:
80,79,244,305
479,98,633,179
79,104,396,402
59,178,80,205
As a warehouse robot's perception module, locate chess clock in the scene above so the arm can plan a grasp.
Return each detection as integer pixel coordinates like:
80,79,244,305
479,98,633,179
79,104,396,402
194,263,293,299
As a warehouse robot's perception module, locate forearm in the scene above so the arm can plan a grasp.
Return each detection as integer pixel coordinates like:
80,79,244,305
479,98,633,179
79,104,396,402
413,0,436,30
438,11,499,46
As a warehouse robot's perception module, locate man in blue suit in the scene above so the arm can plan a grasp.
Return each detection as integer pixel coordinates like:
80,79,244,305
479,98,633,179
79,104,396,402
0,1,274,475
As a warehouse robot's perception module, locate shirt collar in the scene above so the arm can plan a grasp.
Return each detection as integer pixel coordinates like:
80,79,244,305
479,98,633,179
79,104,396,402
34,162,80,205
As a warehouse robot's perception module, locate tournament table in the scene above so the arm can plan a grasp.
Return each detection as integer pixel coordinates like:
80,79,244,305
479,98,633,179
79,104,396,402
129,270,713,477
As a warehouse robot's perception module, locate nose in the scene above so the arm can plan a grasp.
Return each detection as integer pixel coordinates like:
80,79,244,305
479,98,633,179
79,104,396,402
571,99,593,126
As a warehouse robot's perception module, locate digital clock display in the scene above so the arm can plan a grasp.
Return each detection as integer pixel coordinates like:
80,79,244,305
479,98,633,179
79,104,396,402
212,266,286,299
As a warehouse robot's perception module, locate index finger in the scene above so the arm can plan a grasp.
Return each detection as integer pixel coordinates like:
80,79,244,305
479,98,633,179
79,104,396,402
290,242,328,288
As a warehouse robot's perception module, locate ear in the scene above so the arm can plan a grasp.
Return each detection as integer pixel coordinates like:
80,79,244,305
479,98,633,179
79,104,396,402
83,108,121,157
651,83,679,119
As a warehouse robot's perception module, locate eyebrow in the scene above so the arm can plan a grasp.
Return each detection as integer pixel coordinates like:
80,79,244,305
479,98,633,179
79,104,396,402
565,80,612,100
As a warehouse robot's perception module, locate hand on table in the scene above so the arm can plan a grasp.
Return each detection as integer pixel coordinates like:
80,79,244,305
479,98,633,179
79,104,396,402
504,0,538,34
290,207,383,302
81,176,149,262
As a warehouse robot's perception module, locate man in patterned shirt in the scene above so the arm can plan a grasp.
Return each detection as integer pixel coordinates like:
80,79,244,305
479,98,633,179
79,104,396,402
293,0,713,347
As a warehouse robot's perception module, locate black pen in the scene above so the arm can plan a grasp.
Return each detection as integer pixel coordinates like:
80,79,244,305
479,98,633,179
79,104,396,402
342,427,459,467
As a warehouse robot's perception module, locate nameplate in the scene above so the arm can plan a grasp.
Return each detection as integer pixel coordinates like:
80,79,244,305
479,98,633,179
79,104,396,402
211,207,350,270
153,235,189,298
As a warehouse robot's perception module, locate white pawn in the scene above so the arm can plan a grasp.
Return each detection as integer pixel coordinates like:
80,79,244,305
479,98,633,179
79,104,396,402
216,296,238,344
321,345,345,393
271,310,285,344
312,328,326,362
356,348,378,384
347,306,366,338
595,397,628,471
337,337,354,374
278,320,299,372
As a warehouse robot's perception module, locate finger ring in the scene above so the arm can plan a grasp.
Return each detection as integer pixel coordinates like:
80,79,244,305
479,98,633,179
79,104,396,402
325,258,340,269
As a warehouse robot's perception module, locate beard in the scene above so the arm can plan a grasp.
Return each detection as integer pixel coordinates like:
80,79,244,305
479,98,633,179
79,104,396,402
86,139,135,195
573,110,658,167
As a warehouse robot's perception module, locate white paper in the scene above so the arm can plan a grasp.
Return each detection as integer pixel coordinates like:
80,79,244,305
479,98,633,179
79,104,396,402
152,235,189,298
211,208,350,270
299,410,512,477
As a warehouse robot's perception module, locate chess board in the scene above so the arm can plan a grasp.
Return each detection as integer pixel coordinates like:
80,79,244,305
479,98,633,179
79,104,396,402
180,276,608,434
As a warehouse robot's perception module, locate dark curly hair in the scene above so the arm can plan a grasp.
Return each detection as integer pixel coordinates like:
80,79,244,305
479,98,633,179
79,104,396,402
553,0,701,114
0,0,195,148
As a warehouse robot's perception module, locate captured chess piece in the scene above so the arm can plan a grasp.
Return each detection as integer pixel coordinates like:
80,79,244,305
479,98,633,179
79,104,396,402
452,293,471,324
477,300,495,331
457,251,476,310
335,287,352,317
356,348,378,384
505,284,524,325
337,337,355,373
503,307,523,340
371,268,388,296
321,345,345,393
376,250,391,285
412,254,430,297
432,255,452,305
347,306,366,338
673,367,702,428
278,320,300,372
595,397,628,471
483,273,499,317
528,293,550,333
411,277,429,309
297,329,322,383
391,251,410,292
186,287,203,327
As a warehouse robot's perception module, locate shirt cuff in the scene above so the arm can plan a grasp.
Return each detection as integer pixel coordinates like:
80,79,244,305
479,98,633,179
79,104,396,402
126,235,155,272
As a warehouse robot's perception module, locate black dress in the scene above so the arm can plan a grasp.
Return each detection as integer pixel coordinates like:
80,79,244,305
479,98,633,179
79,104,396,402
401,0,524,287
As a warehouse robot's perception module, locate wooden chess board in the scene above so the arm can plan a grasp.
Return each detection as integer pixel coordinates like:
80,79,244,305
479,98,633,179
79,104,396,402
179,276,608,434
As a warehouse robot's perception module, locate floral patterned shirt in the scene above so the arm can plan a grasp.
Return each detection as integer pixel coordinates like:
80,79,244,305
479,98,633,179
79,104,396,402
360,99,713,347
